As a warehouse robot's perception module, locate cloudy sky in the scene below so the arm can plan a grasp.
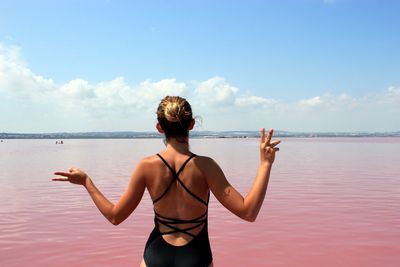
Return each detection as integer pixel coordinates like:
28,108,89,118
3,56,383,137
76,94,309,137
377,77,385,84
1,0,399,133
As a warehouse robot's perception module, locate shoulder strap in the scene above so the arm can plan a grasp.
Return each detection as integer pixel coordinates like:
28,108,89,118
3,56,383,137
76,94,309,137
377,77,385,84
157,153,196,176
153,153,208,206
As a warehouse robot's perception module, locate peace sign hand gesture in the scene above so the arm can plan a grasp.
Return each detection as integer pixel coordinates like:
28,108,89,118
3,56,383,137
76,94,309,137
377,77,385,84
260,128,280,165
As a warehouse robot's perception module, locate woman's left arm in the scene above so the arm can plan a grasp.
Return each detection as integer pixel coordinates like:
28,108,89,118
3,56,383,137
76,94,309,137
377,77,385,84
53,161,146,225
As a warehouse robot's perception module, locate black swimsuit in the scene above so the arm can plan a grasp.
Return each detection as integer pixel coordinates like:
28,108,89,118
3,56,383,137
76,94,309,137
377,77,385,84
143,154,212,267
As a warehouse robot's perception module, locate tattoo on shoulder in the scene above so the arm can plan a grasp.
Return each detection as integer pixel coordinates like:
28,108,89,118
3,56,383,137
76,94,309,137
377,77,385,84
223,187,231,197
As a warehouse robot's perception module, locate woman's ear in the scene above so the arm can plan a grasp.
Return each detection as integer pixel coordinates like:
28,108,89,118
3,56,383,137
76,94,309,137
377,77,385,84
188,119,195,130
156,123,164,134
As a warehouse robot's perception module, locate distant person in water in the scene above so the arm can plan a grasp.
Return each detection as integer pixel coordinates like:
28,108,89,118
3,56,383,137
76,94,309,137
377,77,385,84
53,96,280,267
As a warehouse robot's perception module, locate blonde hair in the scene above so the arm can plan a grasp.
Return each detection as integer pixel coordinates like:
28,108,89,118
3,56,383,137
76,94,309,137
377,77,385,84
157,96,193,139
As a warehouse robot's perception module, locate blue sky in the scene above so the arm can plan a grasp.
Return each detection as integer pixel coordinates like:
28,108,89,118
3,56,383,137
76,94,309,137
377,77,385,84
1,0,399,132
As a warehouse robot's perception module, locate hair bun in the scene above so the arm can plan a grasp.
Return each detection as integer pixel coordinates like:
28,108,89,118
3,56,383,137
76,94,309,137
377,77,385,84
156,96,193,138
164,102,181,122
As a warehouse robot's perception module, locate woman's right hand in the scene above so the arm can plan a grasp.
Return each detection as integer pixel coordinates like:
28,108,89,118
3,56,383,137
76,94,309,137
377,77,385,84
260,128,280,165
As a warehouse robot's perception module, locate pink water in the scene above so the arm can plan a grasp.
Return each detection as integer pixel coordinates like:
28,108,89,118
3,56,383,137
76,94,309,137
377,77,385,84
1,138,399,266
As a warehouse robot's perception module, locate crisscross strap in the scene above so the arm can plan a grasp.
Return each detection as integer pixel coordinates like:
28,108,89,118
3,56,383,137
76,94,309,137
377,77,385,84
155,210,208,238
153,153,208,206
153,153,210,238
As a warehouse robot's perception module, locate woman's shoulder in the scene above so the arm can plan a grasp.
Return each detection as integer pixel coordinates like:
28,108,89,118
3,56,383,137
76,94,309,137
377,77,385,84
133,154,163,172
139,154,162,165
193,154,212,162
137,153,218,170
192,154,219,169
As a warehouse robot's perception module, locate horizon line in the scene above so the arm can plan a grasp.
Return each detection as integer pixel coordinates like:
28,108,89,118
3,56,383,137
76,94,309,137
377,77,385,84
1,129,400,134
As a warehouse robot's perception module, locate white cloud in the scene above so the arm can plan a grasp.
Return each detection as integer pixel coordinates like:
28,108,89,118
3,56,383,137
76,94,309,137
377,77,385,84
296,93,360,111
1,43,399,132
375,86,400,105
387,86,400,95
135,78,187,108
235,94,276,108
0,44,55,102
59,79,95,99
298,96,323,107
193,76,238,107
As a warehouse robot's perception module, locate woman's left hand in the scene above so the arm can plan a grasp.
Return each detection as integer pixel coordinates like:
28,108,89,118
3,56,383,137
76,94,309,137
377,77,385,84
53,167,89,186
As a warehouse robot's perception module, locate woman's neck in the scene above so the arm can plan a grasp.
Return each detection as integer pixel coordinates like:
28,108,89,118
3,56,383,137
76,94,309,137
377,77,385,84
165,137,190,154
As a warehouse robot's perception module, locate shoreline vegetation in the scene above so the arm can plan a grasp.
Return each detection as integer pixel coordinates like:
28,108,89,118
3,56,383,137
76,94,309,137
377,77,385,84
1,131,399,139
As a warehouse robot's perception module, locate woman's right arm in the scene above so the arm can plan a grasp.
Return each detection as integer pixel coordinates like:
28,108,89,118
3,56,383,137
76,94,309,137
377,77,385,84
205,128,280,222
53,160,146,225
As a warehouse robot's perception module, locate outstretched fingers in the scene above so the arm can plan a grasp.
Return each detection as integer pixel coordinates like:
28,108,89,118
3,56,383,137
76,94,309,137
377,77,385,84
260,127,281,155
260,128,265,144
262,128,274,149
266,129,273,144
260,128,273,143
52,178,70,182
54,171,72,177
270,140,281,148
52,171,72,182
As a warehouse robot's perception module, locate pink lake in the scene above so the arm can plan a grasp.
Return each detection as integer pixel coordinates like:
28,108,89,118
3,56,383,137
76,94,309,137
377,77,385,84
1,138,399,266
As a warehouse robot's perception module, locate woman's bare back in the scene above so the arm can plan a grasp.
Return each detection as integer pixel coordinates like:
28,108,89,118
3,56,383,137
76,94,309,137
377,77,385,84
142,152,210,246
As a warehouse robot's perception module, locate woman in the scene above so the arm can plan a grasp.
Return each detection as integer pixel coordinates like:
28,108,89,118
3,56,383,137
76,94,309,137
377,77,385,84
53,96,280,267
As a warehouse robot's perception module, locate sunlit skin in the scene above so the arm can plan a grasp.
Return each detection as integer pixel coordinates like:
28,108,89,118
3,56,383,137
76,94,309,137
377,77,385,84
53,121,280,267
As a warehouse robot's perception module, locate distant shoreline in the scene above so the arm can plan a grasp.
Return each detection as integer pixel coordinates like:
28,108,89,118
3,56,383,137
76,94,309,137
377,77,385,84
1,131,399,139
